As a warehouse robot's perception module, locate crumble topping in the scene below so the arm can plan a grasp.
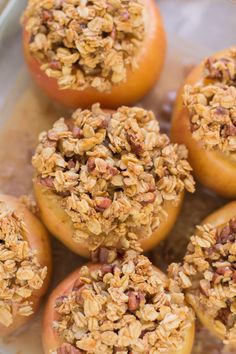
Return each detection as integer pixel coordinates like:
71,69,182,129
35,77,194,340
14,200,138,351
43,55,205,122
23,0,146,92
32,104,195,253
183,48,236,158
168,218,236,344
0,201,47,327
52,251,194,354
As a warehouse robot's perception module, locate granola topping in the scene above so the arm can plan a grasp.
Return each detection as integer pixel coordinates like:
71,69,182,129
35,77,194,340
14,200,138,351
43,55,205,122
32,104,195,252
52,251,194,354
169,218,236,344
183,48,236,158
0,202,47,327
23,0,146,92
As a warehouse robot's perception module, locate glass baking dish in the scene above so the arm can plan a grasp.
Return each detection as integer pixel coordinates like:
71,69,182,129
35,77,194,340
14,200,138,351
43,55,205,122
0,1,235,353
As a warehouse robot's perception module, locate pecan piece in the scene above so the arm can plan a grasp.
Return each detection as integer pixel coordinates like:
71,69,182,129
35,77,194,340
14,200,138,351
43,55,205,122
87,157,96,172
57,343,82,354
95,197,112,211
99,248,110,263
223,124,236,137
215,106,228,116
101,264,113,275
217,225,234,244
216,266,232,277
127,132,144,156
49,60,61,70
91,248,116,264
212,273,222,285
127,291,144,311
140,192,156,205
39,176,54,188
68,159,76,169
199,279,210,296
107,165,119,177
42,10,53,22
99,117,109,129
72,126,83,139
216,308,231,327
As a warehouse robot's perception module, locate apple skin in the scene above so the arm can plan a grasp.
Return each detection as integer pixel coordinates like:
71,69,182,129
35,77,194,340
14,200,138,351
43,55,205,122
42,264,195,354
23,0,166,109
186,201,236,341
33,181,184,258
0,194,52,338
171,48,236,198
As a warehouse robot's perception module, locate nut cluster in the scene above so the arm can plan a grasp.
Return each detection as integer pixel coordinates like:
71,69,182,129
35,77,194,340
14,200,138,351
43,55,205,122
32,104,194,253
52,251,194,354
169,218,236,344
184,48,236,158
0,202,47,327
23,0,146,92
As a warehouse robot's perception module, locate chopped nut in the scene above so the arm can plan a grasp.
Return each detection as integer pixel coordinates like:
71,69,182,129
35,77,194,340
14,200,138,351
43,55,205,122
39,176,54,188
127,292,141,311
95,197,112,211
217,224,235,244
72,127,83,139
57,343,82,354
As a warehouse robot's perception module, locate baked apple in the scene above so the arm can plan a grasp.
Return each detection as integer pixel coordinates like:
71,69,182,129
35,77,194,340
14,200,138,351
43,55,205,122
42,251,195,354
169,201,236,344
32,104,195,258
22,0,166,109
0,194,51,337
171,47,236,198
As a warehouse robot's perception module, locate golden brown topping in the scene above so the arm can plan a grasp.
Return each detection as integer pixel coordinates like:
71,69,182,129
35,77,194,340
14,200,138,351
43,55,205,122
0,202,47,327
184,48,236,158
23,0,146,92
169,218,236,344
32,104,195,252
52,252,194,353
